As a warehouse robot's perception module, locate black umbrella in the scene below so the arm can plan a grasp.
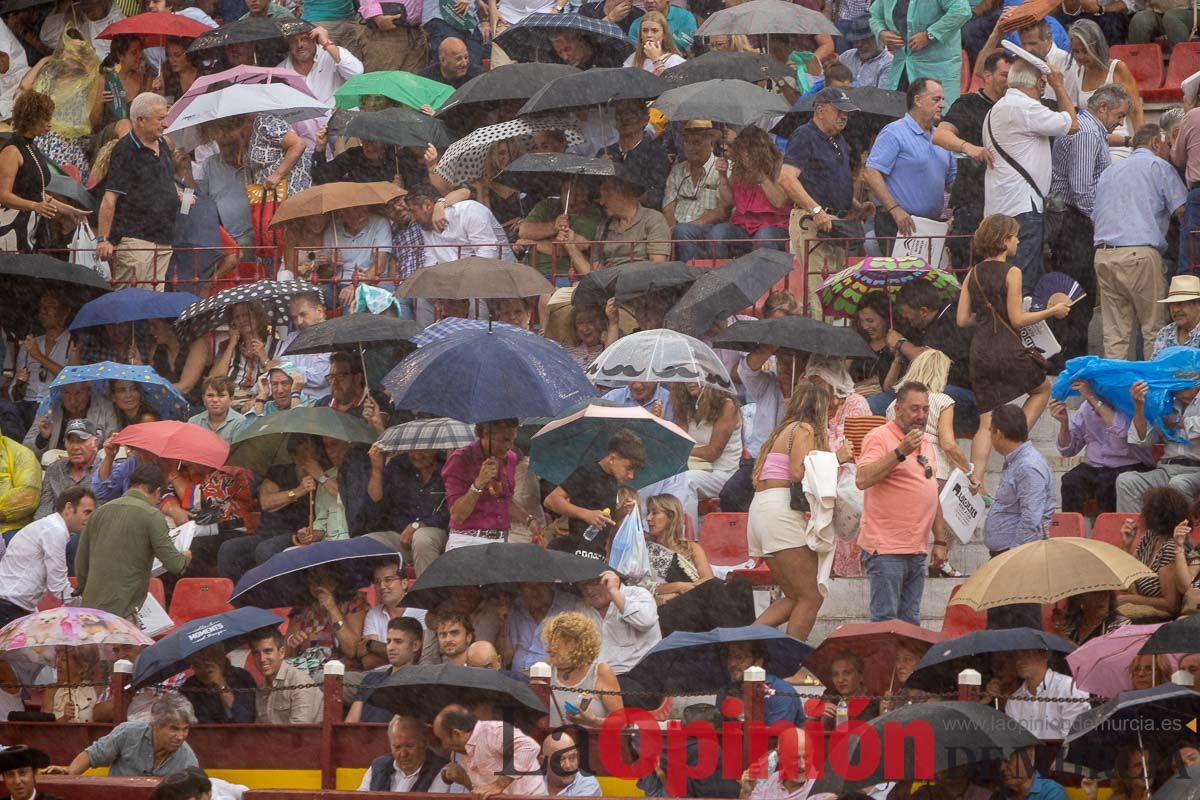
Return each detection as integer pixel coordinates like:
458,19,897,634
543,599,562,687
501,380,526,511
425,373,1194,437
664,250,793,336
403,542,608,609
713,315,875,358
174,279,315,339
326,107,454,151
494,13,633,68
186,16,312,53
1065,685,1200,774
651,79,791,127
662,51,791,87
363,664,546,722
573,261,706,309
0,253,111,337
812,702,1040,793
282,314,421,355
438,63,580,120
624,625,813,695
1141,615,1200,655
47,174,94,212
519,67,665,115
906,628,1076,692
775,85,906,141
497,152,616,203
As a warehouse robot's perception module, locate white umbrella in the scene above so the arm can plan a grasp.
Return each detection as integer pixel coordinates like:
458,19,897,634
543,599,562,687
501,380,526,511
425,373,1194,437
584,329,735,394
165,83,330,151
433,116,585,185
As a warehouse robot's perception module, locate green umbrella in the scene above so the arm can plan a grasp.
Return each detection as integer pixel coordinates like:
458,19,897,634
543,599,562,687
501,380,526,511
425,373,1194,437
227,407,377,474
334,71,455,112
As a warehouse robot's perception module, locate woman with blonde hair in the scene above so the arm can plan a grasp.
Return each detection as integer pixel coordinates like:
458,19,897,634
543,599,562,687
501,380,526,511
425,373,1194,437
886,349,972,486
747,382,833,639
706,127,790,258
543,611,622,728
626,11,685,74
706,34,753,53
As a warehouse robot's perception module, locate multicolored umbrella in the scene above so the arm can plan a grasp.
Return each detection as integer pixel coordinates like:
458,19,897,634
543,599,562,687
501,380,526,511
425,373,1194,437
110,420,230,470
334,70,455,112
36,362,190,421
816,256,960,318
0,607,154,665
165,65,318,128
165,83,330,151
376,418,475,453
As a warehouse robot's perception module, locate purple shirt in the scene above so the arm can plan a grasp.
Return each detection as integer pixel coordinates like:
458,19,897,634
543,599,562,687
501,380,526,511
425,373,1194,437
442,440,517,532
358,0,423,21
1056,403,1155,469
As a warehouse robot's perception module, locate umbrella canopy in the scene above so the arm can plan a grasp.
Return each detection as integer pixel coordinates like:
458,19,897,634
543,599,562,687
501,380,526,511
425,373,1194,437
403,543,608,608
662,51,791,87
186,16,311,53
227,407,378,474
805,620,940,696
530,402,694,489
396,257,555,300
779,85,906,140
334,70,454,112
1141,615,1200,655
497,152,618,191
906,628,1076,692
811,702,1039,794
622,625,814,695
437,63,580,120
69,289,200,330
363,664,546,721
817,256,960,318
47,174,94,211
519,67,664,115
326,106,453,151
0,253,110,337
376,418,475,453
175,279,314,339
696,0,840,36
664,250,794,336
98,12,211,44
1154,761,1200,800
1067,624,1169,698
713,315,875,358
493,14,633,67
36,362,189,421
231,536,399,608
281,314,421,355
651,79,791,127
409,317,528,347
110,420,230,469
165,84,330,151
584,329,735,395
166,65,318,127
269,181,403,227
383,327,596,423
131,608,286,688
0,607,153,666
1065,685,1200,773
433,116,584,186
573,261,707,308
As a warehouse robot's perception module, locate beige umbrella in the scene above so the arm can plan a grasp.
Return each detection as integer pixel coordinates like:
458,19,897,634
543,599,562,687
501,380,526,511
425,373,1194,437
395,257,554,299
268,181,405,227
950,538,1155,610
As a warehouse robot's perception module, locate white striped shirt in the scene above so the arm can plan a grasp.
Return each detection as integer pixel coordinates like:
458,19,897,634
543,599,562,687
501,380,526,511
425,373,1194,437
1050,109,1111,219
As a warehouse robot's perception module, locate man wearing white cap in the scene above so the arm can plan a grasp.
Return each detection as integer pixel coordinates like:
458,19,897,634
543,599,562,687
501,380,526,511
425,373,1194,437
246,362,315,418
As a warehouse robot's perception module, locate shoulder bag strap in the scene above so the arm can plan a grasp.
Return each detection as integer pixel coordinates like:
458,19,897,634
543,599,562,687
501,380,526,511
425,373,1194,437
986,112,1044,201
970,267,1024,343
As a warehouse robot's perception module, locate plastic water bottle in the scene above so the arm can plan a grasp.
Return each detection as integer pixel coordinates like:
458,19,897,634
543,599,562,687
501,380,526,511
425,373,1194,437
582,507,612,542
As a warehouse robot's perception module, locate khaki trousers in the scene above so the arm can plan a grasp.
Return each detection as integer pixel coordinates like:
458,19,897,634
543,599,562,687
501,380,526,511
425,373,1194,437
1094,245,1165,360
361,23,428,73
489,19,513,67
788,209,845,320
112,237,172,291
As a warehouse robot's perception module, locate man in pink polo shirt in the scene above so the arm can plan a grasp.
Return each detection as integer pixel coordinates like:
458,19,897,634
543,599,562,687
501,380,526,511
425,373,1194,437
435,704,547,797
855,381,947,625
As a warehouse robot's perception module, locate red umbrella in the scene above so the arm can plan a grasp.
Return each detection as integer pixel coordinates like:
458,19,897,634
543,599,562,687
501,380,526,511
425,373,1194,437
805,620,940,696
98,13,212,45
109,421,230,470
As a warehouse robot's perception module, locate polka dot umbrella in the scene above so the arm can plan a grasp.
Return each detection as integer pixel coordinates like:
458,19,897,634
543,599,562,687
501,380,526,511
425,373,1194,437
36,361,190,421
816,255,961,319
174,279,315,339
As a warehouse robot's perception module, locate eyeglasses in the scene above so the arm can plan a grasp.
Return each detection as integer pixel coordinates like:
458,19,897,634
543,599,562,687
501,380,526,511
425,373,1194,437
916,454,933,480
373,574,404,587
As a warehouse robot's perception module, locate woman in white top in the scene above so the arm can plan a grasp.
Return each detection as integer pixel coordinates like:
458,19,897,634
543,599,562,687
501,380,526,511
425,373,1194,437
671,381,741,527
10,290,70,422
624,12,685,74
1070,19,1142,155
543,611,622,729
885,348,973,487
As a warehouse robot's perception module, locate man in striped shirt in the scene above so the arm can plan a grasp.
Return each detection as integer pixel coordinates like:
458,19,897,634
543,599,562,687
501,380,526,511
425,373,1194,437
1048,82,1131,361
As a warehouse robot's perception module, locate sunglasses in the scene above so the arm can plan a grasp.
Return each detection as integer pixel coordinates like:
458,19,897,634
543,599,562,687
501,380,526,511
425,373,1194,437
916,454,933,480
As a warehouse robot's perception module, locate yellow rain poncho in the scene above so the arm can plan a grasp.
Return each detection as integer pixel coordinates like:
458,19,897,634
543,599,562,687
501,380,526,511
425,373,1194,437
0,436,41,534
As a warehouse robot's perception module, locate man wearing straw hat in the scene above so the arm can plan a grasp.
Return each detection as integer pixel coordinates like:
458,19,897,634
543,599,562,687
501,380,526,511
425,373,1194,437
0,745,59,800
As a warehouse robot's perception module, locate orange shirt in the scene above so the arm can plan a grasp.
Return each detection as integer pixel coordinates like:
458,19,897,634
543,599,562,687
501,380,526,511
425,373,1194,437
857,421,939,555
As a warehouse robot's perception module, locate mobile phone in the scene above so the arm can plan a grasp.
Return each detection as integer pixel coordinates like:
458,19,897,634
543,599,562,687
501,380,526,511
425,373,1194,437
563,701,581,715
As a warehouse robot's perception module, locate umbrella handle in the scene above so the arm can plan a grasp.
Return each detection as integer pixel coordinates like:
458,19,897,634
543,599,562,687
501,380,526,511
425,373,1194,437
308,491,315,529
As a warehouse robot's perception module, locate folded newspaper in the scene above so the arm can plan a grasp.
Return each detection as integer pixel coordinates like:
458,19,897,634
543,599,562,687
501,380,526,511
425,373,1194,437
151,521,218,577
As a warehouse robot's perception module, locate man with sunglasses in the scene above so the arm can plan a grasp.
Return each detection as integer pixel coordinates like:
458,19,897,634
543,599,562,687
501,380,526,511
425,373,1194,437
856,381,946,625
982,404,1054,630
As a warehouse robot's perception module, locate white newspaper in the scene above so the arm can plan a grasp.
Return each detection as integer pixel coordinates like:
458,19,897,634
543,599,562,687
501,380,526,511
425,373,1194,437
892,216,949,270
151,521,198,578
135,592,174,637
939,468,986,545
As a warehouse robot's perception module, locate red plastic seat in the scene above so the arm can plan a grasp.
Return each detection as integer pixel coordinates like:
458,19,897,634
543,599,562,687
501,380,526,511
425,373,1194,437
37,577,77,611
730,562,774,586
167,577,234,626
1109,44,1165,93
697,512,750,566
148,577,166,609
1091,512,1142,551
940,583,986,639
1144,41,1200,102
1048,512,1085,538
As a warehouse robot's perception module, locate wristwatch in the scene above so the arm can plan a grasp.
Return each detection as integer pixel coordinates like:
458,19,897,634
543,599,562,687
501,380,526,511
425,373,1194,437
810,205,823,215
288,489,296,499
893,447,907,462
317,475,328,485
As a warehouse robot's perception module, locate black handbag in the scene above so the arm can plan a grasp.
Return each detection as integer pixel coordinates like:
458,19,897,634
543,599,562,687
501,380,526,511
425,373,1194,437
970,268,1050,373
786,424,810,513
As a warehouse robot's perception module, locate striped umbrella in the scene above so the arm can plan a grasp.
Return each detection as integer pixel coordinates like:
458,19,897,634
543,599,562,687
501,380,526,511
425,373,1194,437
816,256,960,318
376,418,475,453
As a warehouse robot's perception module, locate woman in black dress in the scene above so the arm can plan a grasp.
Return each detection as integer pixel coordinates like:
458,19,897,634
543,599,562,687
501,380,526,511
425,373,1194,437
956,214,1071,470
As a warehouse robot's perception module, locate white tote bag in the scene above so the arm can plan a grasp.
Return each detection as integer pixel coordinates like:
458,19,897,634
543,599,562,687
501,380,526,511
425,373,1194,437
69,221,109,279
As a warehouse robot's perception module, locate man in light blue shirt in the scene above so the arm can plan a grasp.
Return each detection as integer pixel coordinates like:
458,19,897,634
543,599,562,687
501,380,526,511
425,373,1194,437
1094,124,1189,360
187,377,248,444
543,730,602,797
509,584,588,675
837,15,893,89
864,78,956,254
601,382,674,422
323,207,392,308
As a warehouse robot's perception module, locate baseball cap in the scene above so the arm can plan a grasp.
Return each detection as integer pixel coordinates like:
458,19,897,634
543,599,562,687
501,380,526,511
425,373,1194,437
64,419,101,441
812,87,859,113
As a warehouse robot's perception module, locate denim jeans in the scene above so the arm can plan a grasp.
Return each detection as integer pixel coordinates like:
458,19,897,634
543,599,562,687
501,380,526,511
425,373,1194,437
673,222,787,261
1178,185,1200,276
862,551,926,625
1013,210,1044,293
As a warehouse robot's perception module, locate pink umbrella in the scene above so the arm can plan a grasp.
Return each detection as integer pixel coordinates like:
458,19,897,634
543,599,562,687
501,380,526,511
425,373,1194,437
166,65,317,126
0,607,154,665
1066,624,1177,698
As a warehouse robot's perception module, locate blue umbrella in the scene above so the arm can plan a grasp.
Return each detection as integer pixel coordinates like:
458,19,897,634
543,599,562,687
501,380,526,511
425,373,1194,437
230,536,399,608
383,327,596,424
69,288,201,330
36,362,190,421
622,625,814,694
409,317,527,347
130,607,286,688
906,627,1076,692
